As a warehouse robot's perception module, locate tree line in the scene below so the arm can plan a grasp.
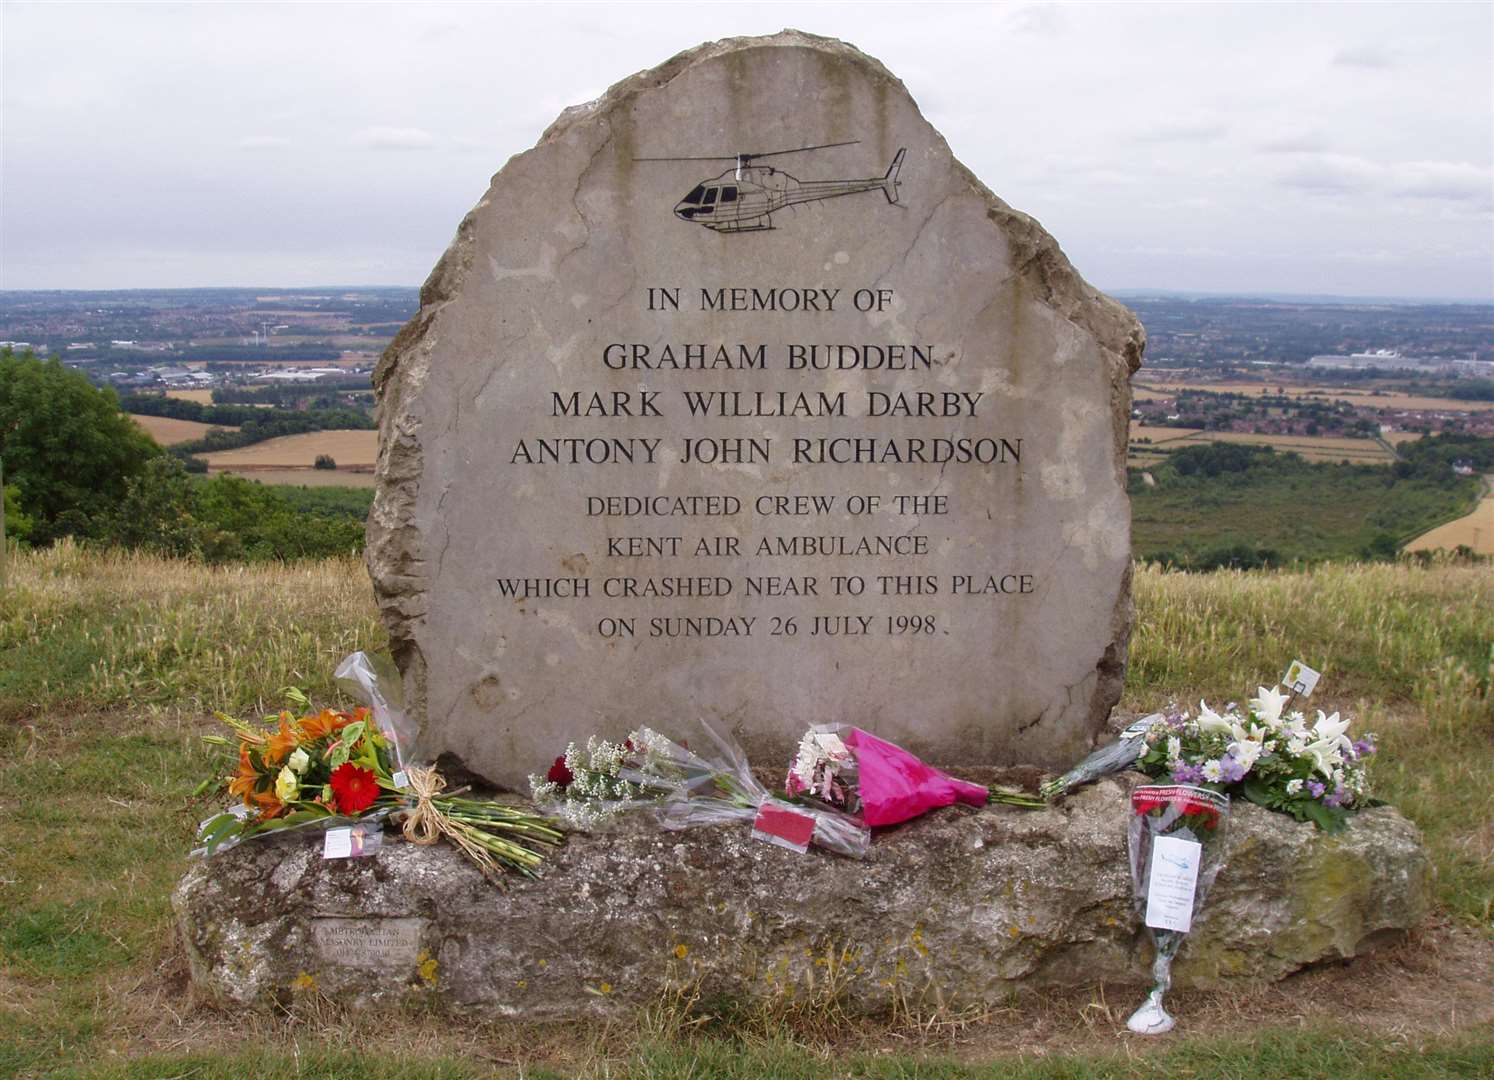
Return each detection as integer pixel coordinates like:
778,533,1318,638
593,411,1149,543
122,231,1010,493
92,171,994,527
1,350,366,558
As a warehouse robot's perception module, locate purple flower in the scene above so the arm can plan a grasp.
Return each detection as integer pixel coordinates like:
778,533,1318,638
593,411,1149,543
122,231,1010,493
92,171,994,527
1324,784,1346,809
1352,739,1376,758
1172,763,1205,784
1219,755,1248,784
1308,780,1326,799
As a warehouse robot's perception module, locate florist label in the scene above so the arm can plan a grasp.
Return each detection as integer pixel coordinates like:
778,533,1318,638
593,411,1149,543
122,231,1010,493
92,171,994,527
312,917,426,969
1143,834,1202,933
367,32,1142,787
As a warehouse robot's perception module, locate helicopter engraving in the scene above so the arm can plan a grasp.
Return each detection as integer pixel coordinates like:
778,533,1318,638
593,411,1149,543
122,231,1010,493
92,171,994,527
635,141,906,233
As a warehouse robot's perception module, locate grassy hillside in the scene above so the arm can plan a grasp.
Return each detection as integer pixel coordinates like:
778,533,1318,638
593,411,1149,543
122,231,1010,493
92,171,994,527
1,546,1489,1078
1131,443,1484,567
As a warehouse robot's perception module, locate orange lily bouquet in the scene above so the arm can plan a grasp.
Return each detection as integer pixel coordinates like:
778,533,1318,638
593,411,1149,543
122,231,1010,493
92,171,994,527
194,656,563,883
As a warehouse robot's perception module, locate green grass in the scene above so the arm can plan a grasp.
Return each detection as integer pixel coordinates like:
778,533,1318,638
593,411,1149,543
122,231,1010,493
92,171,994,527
0,546,1489,1077
25,1030,1494,1079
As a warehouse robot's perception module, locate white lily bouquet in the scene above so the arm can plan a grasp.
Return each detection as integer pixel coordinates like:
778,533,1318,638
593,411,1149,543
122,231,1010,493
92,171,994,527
1046,684,1376,832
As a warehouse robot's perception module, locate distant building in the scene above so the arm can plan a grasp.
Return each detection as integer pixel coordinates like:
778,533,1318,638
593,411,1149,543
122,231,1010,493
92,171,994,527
1307,349,1421,371
1307,349,1487,376
254,367,346,383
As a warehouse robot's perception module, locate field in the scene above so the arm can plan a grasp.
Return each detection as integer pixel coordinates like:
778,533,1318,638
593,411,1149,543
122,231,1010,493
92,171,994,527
0,547,1490,1078
164,388,216,405
199,429,378,471
128,413,239,446
1135,381,1492,413
1128,422,1397,465
1407,478,1494,556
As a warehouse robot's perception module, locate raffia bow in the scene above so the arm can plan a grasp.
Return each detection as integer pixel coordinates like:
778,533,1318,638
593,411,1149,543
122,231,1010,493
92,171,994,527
397,765,505,884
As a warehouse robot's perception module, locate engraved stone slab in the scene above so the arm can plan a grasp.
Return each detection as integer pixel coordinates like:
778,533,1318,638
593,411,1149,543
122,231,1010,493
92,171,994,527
368,30,1145,788
312,916,426,969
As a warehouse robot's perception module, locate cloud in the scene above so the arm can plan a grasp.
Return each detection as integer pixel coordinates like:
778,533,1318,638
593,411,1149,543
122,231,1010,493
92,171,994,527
1277,153,1493,208
1129,122,1228,144
355,126,438,151
1332,45,1395,69
1258,132,1331,154
238,135,290,150
1006,4,1068,37
1276,153,1378,193
1390,161,1493,204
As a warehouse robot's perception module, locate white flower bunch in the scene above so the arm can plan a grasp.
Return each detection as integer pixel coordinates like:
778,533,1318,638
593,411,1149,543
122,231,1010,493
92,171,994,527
1137,686,1375,831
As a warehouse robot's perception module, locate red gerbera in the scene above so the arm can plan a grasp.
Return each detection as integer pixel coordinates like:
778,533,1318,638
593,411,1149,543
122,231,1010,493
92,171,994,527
330,762,381,815
547,755,573,787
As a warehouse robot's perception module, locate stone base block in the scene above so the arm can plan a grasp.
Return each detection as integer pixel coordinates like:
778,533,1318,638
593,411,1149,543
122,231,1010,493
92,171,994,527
174,777,1432,1017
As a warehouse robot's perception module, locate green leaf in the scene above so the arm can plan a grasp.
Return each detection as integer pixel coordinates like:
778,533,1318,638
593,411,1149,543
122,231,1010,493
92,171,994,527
199,813,245,853
1301,800,1346,832
1241,778,1274,808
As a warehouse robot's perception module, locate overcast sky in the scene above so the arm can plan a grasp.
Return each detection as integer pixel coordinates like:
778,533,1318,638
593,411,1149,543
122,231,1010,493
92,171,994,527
3,1,1491,299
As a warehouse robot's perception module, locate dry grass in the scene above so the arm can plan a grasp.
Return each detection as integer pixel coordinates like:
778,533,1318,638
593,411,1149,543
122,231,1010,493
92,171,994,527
128,413,239,446
199,429,378,469
0,542,383,718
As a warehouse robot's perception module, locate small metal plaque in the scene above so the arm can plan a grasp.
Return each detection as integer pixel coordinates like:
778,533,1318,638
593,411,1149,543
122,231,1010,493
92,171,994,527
312,917,425,968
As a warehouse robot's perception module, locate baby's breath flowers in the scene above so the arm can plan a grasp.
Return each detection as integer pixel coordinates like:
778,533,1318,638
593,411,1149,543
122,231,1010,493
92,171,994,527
529,727,700,828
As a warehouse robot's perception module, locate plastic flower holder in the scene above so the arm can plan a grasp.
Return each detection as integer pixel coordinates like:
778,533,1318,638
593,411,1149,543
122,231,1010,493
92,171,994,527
653,720,872,858
1039,714,1161,801
1125,784,1231,1035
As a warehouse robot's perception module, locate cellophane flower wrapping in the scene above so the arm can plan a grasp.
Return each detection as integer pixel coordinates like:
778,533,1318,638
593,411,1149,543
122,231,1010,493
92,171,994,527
786,724,989,827
334,650,418,772
197,652,419,856
658,720,871,858
532,721,870,857
1124,783,1231,1033
1039,714,1161,800
197,653,563,880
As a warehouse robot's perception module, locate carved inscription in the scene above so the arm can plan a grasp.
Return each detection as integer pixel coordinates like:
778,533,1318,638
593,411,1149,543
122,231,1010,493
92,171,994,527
495,284,1034,643
312,917,425,968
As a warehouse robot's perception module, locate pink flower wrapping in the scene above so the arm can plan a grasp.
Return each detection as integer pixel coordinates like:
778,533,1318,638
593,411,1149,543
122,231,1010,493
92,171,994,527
841,728,988,827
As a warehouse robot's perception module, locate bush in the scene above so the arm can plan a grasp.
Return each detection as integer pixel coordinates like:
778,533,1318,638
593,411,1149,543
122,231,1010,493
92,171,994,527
96,463,366,562
313,454,337,470
0,350,159,543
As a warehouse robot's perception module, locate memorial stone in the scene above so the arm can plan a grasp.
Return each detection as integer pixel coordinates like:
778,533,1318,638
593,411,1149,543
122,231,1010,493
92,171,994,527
368,30,1146,789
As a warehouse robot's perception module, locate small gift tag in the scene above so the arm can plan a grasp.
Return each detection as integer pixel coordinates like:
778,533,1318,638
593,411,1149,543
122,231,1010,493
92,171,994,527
752,803,817,854
1144,834,1202,932
323,824,383,860
392,770,409,790
1284,660,1321,698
